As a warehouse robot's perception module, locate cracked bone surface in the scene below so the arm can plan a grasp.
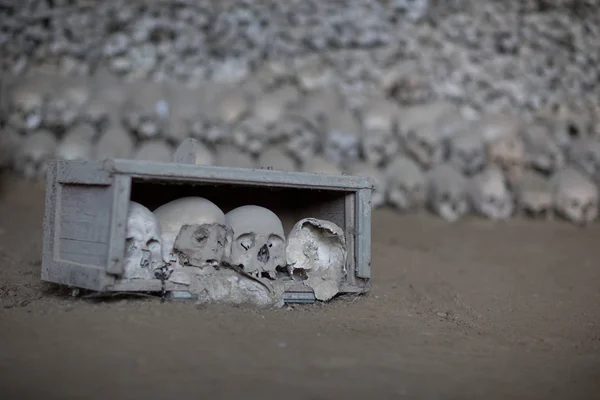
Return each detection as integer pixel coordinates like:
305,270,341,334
427,163,470,222
122,201,163,280
15,130,58,180
385,155,428,211
515,170,554,220
224,205,286,279
153,197,228,274
469,166,514,220
286,218,346,302
551,167,599,226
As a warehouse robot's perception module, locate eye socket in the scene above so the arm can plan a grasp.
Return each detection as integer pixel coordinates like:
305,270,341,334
238,233,255,251
571,199,580,208
440,193,451,203
268,235,284,249
195,235,208,244
147,239,160,251
486,195,496,205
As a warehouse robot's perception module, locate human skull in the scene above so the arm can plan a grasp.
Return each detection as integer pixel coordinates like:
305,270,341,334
448,128,486,176
0,127,23,170
469,167,514,220
486,132,526,189
94,126,135,160
133,140,173,162
44,81,90,131
225,205,286,279
173,138,215,165
522,120,565,174
257,146,297,172
323,109,361,169
214,145,256,169
122,82,170,140
123,201,163,280
385,155,428,211
427,163,470,222
56,129,95,161
286,218,346,302
550,104,591,150
381,61,432,106
515,170,554,220
568,138,600,184
348,162,387,209
8,83,45,131
154,197,230,271
232,116,271,156
294,55,335,92
15,130,58,180
359,98,401,166
551,167,598,226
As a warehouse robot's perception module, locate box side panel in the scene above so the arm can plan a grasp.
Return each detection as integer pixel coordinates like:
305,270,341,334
57,184,113,266
41,161,58,283
355,189,372,279
344,194,357,287
107,175,131,275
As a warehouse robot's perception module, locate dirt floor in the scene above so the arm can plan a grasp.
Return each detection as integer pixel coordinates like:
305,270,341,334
0,173,599,400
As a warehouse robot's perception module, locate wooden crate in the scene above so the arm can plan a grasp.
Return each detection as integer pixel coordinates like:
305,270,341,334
42,158,372,299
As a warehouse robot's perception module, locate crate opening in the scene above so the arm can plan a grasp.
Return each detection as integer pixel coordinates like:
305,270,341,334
130,178,348,235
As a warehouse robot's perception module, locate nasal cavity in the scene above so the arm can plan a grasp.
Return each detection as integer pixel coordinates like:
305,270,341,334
257,244,270,264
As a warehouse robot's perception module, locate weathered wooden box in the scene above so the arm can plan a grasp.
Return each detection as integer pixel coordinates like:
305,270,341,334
42,158,372,299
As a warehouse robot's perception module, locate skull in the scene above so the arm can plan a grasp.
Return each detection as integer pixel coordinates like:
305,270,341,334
469,167,514,220
348,162,387,209
568,138,600,184
486,133,526,189
551,167,598,226
15,130,58,180
154,197,230,271
427,163,470,222
214,145,256,169
401,116,447,169
56,128,95,161
173,138,215,165
123,201,163,280
224,205,286,279
448,128,486,176
522,121,565,174
286,218,346,302
257,146,297,172
0,127,23,170
515,170,554,220
133,140,173,162
549,104,591,150
232,116,271,156
359,98,401,166
9,84,45,131
44,82,90,131
94,126,135,160
385,155,428,211
323,109,361,169
122,82,170,140
294,56,334,92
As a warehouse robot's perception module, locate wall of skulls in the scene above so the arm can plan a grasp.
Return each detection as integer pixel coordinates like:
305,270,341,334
1,0,600,225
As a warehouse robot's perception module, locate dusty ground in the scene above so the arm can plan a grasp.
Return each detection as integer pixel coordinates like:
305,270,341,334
0,173,599,400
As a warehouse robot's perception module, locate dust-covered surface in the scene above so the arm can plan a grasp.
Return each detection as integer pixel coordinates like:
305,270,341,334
1,173,600,400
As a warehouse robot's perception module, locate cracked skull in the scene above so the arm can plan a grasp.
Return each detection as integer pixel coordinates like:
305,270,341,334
286,218,346,302
427,163,470,222
469,167,514,220
551,167,598,226
225,205,286,279
123,201,163,280
154,197,230,271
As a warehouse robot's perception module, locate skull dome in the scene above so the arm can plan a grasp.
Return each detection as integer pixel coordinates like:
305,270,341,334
123,201,163,279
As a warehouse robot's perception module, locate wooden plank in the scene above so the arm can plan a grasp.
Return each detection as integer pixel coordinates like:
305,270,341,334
41,161,58,283
58,238,109,266
355,189,372,279
108,279,189,292
42,260,114,291
57,159,112,185
344,193,357,288
107,175,131,275
104,159,373,191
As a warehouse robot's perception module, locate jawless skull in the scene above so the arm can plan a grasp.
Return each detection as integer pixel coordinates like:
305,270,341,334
360,99,401,166
153,197,230,272
286,218,346,302
427,163,470,222
568,138,600,184
225,205,286,279
515,170,553,220
469,167,514,220
385,155,428,211
551,167,598,226
123,201,163,279
448,129,486,176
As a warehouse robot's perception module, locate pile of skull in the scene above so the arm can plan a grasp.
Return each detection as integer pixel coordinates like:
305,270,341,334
2,64,600,227
124,197,347,307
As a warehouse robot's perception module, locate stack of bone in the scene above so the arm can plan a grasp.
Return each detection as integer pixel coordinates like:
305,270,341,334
2,0,600,225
